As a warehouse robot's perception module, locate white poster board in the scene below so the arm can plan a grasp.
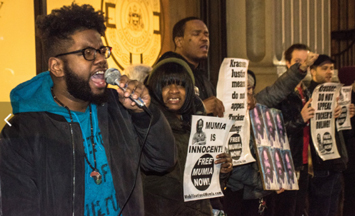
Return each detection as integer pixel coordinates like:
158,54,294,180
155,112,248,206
311,83,341,160
336,85,352,131
216,58,255,166
183,115,233,202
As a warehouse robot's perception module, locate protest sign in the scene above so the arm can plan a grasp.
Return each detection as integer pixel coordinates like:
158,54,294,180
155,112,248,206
251,104,298,190
183,115,233,202
311,83,341,160
216,58,254,166
336,85,352,131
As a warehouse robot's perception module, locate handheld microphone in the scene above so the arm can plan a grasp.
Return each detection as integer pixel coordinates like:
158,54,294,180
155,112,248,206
104,68,146,108
105,68,153,215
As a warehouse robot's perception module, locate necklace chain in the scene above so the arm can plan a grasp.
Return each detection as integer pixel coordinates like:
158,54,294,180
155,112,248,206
51,88,97,171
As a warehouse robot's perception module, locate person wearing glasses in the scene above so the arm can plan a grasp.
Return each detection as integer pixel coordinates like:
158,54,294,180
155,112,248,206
0,3,176,216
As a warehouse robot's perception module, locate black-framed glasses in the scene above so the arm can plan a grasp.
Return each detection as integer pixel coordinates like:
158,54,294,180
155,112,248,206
55,46,112,61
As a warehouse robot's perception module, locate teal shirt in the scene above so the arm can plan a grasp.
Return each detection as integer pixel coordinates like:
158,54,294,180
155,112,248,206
68,105,120,216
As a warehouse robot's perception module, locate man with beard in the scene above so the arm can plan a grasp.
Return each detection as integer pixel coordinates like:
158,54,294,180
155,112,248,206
224,57,318,216
0,4,176,216
307,55,353,216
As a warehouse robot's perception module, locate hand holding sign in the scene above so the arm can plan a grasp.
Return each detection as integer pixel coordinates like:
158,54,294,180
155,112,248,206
203,96,225,117
350,103,355,118
301,99,315,123
215,153,233,173
334,97,341,119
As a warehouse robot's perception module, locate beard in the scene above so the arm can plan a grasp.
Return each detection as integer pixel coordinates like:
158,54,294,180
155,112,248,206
63,63,108,105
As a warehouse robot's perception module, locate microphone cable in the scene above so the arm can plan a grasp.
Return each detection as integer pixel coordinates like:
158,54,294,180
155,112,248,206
117,106,153,216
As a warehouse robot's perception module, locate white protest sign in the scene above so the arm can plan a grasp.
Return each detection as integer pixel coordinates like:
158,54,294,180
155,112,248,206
336,86,352,131
216,58,254,166
311,83,341,160
183,115,233,202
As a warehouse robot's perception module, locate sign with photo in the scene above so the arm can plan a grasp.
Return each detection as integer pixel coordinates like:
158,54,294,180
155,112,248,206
311,83,341,160
336,85,352,131
183,116,233,202
251,104,298,190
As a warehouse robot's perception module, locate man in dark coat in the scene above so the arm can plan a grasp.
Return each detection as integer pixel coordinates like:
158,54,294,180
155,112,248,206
158,17,225,117
0,4,176,216
307,54,353,216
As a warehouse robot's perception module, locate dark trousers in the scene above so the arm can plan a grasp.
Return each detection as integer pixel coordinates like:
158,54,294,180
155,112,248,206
223,188,262,216
308,170,342,216
343,172,355,216
274,166,309,216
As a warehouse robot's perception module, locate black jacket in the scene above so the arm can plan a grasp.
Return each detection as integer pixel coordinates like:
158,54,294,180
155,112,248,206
0,89,176,216
307,80,348,171
143,100,212,216
276,86,310,168
343,91,355,173
255,63,307,107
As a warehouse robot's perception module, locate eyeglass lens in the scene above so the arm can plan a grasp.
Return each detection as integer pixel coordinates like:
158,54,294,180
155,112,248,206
84,47,111,60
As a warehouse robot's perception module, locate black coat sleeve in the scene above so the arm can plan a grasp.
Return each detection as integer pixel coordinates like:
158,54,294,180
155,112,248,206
132,104,177,173
0,115,40,216
255,63,307,108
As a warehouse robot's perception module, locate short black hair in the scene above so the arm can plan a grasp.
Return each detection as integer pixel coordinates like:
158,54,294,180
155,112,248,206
147,62,195,115
36,3,106,60
284,43,310,63
172,17,200,47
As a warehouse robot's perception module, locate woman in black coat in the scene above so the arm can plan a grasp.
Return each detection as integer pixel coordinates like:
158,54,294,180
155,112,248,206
143,57,232,216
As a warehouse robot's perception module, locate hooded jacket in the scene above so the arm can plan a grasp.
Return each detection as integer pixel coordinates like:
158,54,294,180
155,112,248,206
157,51,216,101
143,57,212,215
0,72,176,216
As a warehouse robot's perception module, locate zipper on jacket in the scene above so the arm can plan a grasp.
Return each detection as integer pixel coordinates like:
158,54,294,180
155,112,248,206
69,123,76,216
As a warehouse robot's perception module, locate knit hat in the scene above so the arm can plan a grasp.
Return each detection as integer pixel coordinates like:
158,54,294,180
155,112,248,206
247,70,256,87
147,57,195,85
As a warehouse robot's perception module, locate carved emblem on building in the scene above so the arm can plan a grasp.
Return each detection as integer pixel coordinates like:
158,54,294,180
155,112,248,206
101,0,161,69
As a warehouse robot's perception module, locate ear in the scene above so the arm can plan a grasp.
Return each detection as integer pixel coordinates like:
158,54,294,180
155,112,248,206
174,36,183,49
48,57,64,78
310,68,316,79
286,61,291,69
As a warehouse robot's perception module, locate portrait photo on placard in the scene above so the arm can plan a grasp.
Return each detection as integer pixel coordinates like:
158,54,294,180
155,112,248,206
263,108,277,147
257,146,278,190
250,104,268,146
282,150,299,190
